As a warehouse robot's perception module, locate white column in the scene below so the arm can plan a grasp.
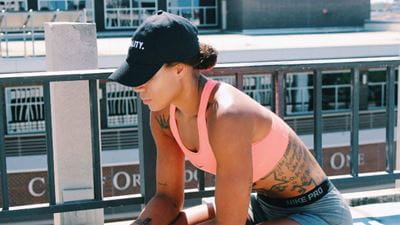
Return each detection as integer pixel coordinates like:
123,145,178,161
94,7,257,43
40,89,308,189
44,22,103,225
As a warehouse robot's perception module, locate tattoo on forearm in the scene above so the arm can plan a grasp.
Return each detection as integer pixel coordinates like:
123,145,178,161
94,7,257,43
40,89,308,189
248,182,253,193
158,182,167,186
134,218,152,225
156,115,169,129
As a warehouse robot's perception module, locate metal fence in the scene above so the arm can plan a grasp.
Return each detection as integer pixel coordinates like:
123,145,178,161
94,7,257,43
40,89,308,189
0,9,87,58
104,7,156,29
1,57,400,219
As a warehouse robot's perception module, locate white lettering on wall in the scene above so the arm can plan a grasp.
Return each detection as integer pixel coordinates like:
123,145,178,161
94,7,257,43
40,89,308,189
132,174,140,187
330,152,365,170
28,177,46,197
28,169,201,197
185,169,198,182
113,171,131,191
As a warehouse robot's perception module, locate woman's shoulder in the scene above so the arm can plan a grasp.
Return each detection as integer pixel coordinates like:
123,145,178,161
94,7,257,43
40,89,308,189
211,82,269,120
208,82,272,141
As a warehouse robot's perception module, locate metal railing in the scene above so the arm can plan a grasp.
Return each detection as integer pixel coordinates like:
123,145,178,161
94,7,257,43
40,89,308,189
104,7,156,29
167,5,218,27
1,57,400,220
0,9,87,58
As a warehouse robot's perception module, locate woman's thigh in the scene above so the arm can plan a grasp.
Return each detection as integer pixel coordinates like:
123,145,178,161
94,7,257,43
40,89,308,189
248,188,352,225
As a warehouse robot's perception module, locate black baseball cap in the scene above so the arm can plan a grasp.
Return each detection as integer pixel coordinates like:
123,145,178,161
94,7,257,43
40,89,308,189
108,10,200,87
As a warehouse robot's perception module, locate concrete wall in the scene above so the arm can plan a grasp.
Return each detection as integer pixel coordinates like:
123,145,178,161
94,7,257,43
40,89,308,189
227,0,370,30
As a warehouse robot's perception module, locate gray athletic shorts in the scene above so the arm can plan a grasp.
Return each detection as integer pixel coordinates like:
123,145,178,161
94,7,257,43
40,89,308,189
247,182,352,225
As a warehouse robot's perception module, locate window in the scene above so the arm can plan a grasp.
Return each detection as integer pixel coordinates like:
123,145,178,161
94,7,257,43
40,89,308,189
243,74,273,108
286,73,313,114
104,0,157,29
286,71,352,115
167,0,218,27
371,0,400,21
5,86,45,134
38,0,94,22
367,68,398,109
0,0,27,11
106,82,138,127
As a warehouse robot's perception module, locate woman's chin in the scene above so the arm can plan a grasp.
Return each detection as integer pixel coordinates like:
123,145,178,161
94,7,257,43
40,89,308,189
148,103,162,112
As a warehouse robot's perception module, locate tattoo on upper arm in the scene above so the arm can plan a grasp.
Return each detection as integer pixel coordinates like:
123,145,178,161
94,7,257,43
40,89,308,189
156,115,169,129
133,218,152,225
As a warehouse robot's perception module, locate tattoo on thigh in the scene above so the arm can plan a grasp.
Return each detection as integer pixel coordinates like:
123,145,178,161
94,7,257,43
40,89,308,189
156,115,169,129
133,218,152,225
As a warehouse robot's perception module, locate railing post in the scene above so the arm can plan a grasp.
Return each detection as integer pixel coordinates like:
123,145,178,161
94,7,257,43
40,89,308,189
43,82,56,206
0,85,9,210
386,66,395,173
397,65,400,173
351,68,360,177
313,69,323,166
273,71,285,118
89,80,103,201
235,73,244,91
44,22,103,225
137,100,157,204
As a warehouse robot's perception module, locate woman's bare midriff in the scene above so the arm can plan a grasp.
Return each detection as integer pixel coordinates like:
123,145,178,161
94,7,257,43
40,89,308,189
252,131,327,198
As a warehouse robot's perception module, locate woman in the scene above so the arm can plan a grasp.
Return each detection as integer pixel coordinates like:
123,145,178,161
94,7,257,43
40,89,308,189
108,11,352,225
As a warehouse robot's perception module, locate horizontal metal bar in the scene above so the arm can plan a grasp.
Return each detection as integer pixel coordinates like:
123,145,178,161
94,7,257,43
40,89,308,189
0,70,113,84
0,57,399,84
0,189,212,218
331,172,400,189
213,56,400,70
185,189,215,199
0,196,144,218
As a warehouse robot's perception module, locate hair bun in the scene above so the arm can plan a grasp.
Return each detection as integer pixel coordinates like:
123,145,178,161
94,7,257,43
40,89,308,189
195,43,218,70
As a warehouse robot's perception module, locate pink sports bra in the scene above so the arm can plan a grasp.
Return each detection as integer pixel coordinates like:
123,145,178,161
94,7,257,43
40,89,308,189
169,79,289,182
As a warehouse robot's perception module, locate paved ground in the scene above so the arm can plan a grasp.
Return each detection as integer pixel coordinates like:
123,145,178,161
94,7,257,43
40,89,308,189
1,30,400,60
352,202,400,225
2,30,400,73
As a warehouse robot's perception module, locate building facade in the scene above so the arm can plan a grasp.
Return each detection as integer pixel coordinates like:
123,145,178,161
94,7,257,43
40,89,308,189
0,0,371,32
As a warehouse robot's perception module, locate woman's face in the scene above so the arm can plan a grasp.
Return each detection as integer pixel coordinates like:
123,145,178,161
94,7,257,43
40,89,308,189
133,64,183,111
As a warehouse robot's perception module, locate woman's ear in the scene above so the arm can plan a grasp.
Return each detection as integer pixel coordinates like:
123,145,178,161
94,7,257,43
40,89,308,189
174,63,186,78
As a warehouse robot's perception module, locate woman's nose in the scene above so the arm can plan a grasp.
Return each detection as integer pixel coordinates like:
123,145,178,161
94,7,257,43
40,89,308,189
133,86,144,93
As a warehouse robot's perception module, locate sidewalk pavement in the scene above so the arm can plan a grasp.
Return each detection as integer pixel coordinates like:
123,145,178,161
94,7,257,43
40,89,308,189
352,202,400,225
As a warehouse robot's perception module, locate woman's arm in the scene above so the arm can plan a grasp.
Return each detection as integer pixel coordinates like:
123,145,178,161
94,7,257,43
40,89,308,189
201,112,254,225
132,108,186,225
